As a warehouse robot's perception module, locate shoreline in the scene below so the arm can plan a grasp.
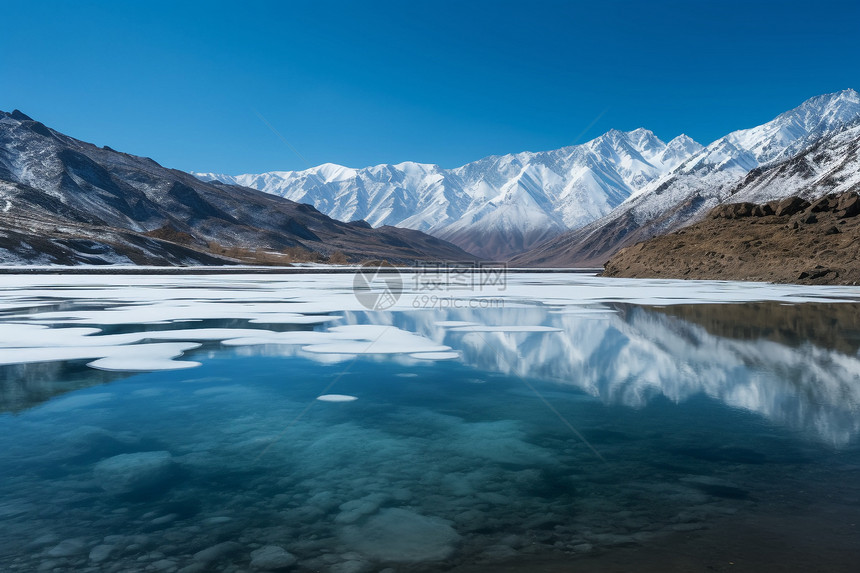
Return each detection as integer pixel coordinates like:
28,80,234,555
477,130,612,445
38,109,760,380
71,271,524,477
0,266,603,275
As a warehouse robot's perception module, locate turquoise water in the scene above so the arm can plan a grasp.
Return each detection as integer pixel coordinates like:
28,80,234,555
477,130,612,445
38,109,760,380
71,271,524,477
1,275,860,571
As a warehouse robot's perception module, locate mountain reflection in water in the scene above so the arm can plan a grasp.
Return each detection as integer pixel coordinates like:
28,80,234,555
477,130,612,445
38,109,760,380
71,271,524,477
3,301,860,446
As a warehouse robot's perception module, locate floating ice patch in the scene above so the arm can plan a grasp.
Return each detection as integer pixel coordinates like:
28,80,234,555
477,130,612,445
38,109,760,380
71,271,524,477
0,324,341,372
0,324,103,346
317,394,358,402
13,300,342,326
228,324,453,356
550,307,620,317
221,331,339,347
311,325,452,355
248,314,340,324
0,342,202,372
0,325,281,349
410,351,460,360
447,325,562,333
87,343,202,371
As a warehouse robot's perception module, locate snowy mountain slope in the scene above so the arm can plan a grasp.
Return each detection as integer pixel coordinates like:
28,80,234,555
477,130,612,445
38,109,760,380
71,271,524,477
0,110,475,265
512,89,860,267
729,121,860,203
196,129,703,259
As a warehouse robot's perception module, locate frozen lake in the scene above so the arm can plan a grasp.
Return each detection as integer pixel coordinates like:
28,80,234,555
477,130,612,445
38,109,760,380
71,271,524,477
1,272,860,572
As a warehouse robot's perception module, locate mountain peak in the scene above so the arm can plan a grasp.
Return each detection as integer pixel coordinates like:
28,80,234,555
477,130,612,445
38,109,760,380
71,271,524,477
598,127,653,139
666,134,703,151
9,110,33,122
627,127,655,138
669,133,695,144
828,87,859,103
590,127,662,152
773,88,860,132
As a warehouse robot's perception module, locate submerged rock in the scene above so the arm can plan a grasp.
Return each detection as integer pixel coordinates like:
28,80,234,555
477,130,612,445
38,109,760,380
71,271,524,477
330,559,372,573
249,545,297,570
88,544,115,563
93,451,175,496
341,508,460,562
193,541,242,563
335,493,388,524
46,538,88,557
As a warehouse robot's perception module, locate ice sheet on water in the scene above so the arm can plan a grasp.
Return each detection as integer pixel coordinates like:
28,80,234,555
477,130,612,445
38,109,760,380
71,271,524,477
87,342,203,371
0,319,453,372
3,273,858,321
549,306,620,317
317,394,358,402
225,325,453,357
410,351,460,360
17,302,341,326
0,342,202,371
2,272,860,441
303,325,452,355
0,324,280,348
446,325,562,333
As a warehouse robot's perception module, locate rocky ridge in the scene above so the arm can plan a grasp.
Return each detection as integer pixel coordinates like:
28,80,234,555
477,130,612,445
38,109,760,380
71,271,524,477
602,191,860,284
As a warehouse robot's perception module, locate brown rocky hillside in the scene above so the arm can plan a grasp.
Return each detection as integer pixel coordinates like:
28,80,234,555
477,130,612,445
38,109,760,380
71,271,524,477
602,191,860,285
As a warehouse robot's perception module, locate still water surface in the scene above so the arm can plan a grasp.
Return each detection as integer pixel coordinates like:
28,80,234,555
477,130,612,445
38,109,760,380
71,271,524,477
1,273,859,572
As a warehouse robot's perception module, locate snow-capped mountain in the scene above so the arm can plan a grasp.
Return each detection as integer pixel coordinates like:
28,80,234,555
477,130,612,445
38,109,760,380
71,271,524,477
513,88,860,267
196,129,703,259
0,110,474,265
730,121,860,204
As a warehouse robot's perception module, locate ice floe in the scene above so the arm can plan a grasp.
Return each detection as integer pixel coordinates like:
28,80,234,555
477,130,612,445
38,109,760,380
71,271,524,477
446,325,562,333
0,342,202,371
317,394,358,402
410,351,461,360
224,325,453,358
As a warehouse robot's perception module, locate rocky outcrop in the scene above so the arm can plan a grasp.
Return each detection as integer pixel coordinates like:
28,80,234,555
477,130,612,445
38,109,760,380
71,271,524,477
602,190,860,285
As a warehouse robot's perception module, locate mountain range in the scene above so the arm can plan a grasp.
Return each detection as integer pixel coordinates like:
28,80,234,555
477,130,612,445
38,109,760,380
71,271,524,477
199,89,860,264
513,88,860,266
2,89,857,268
196,130,703,259
0,110,473,266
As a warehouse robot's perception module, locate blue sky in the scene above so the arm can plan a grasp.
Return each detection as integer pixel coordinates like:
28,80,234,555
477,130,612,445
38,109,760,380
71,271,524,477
2,0,858,174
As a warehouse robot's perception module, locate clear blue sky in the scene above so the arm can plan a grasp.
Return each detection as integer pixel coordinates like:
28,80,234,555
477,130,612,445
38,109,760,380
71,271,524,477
2,0,858,174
